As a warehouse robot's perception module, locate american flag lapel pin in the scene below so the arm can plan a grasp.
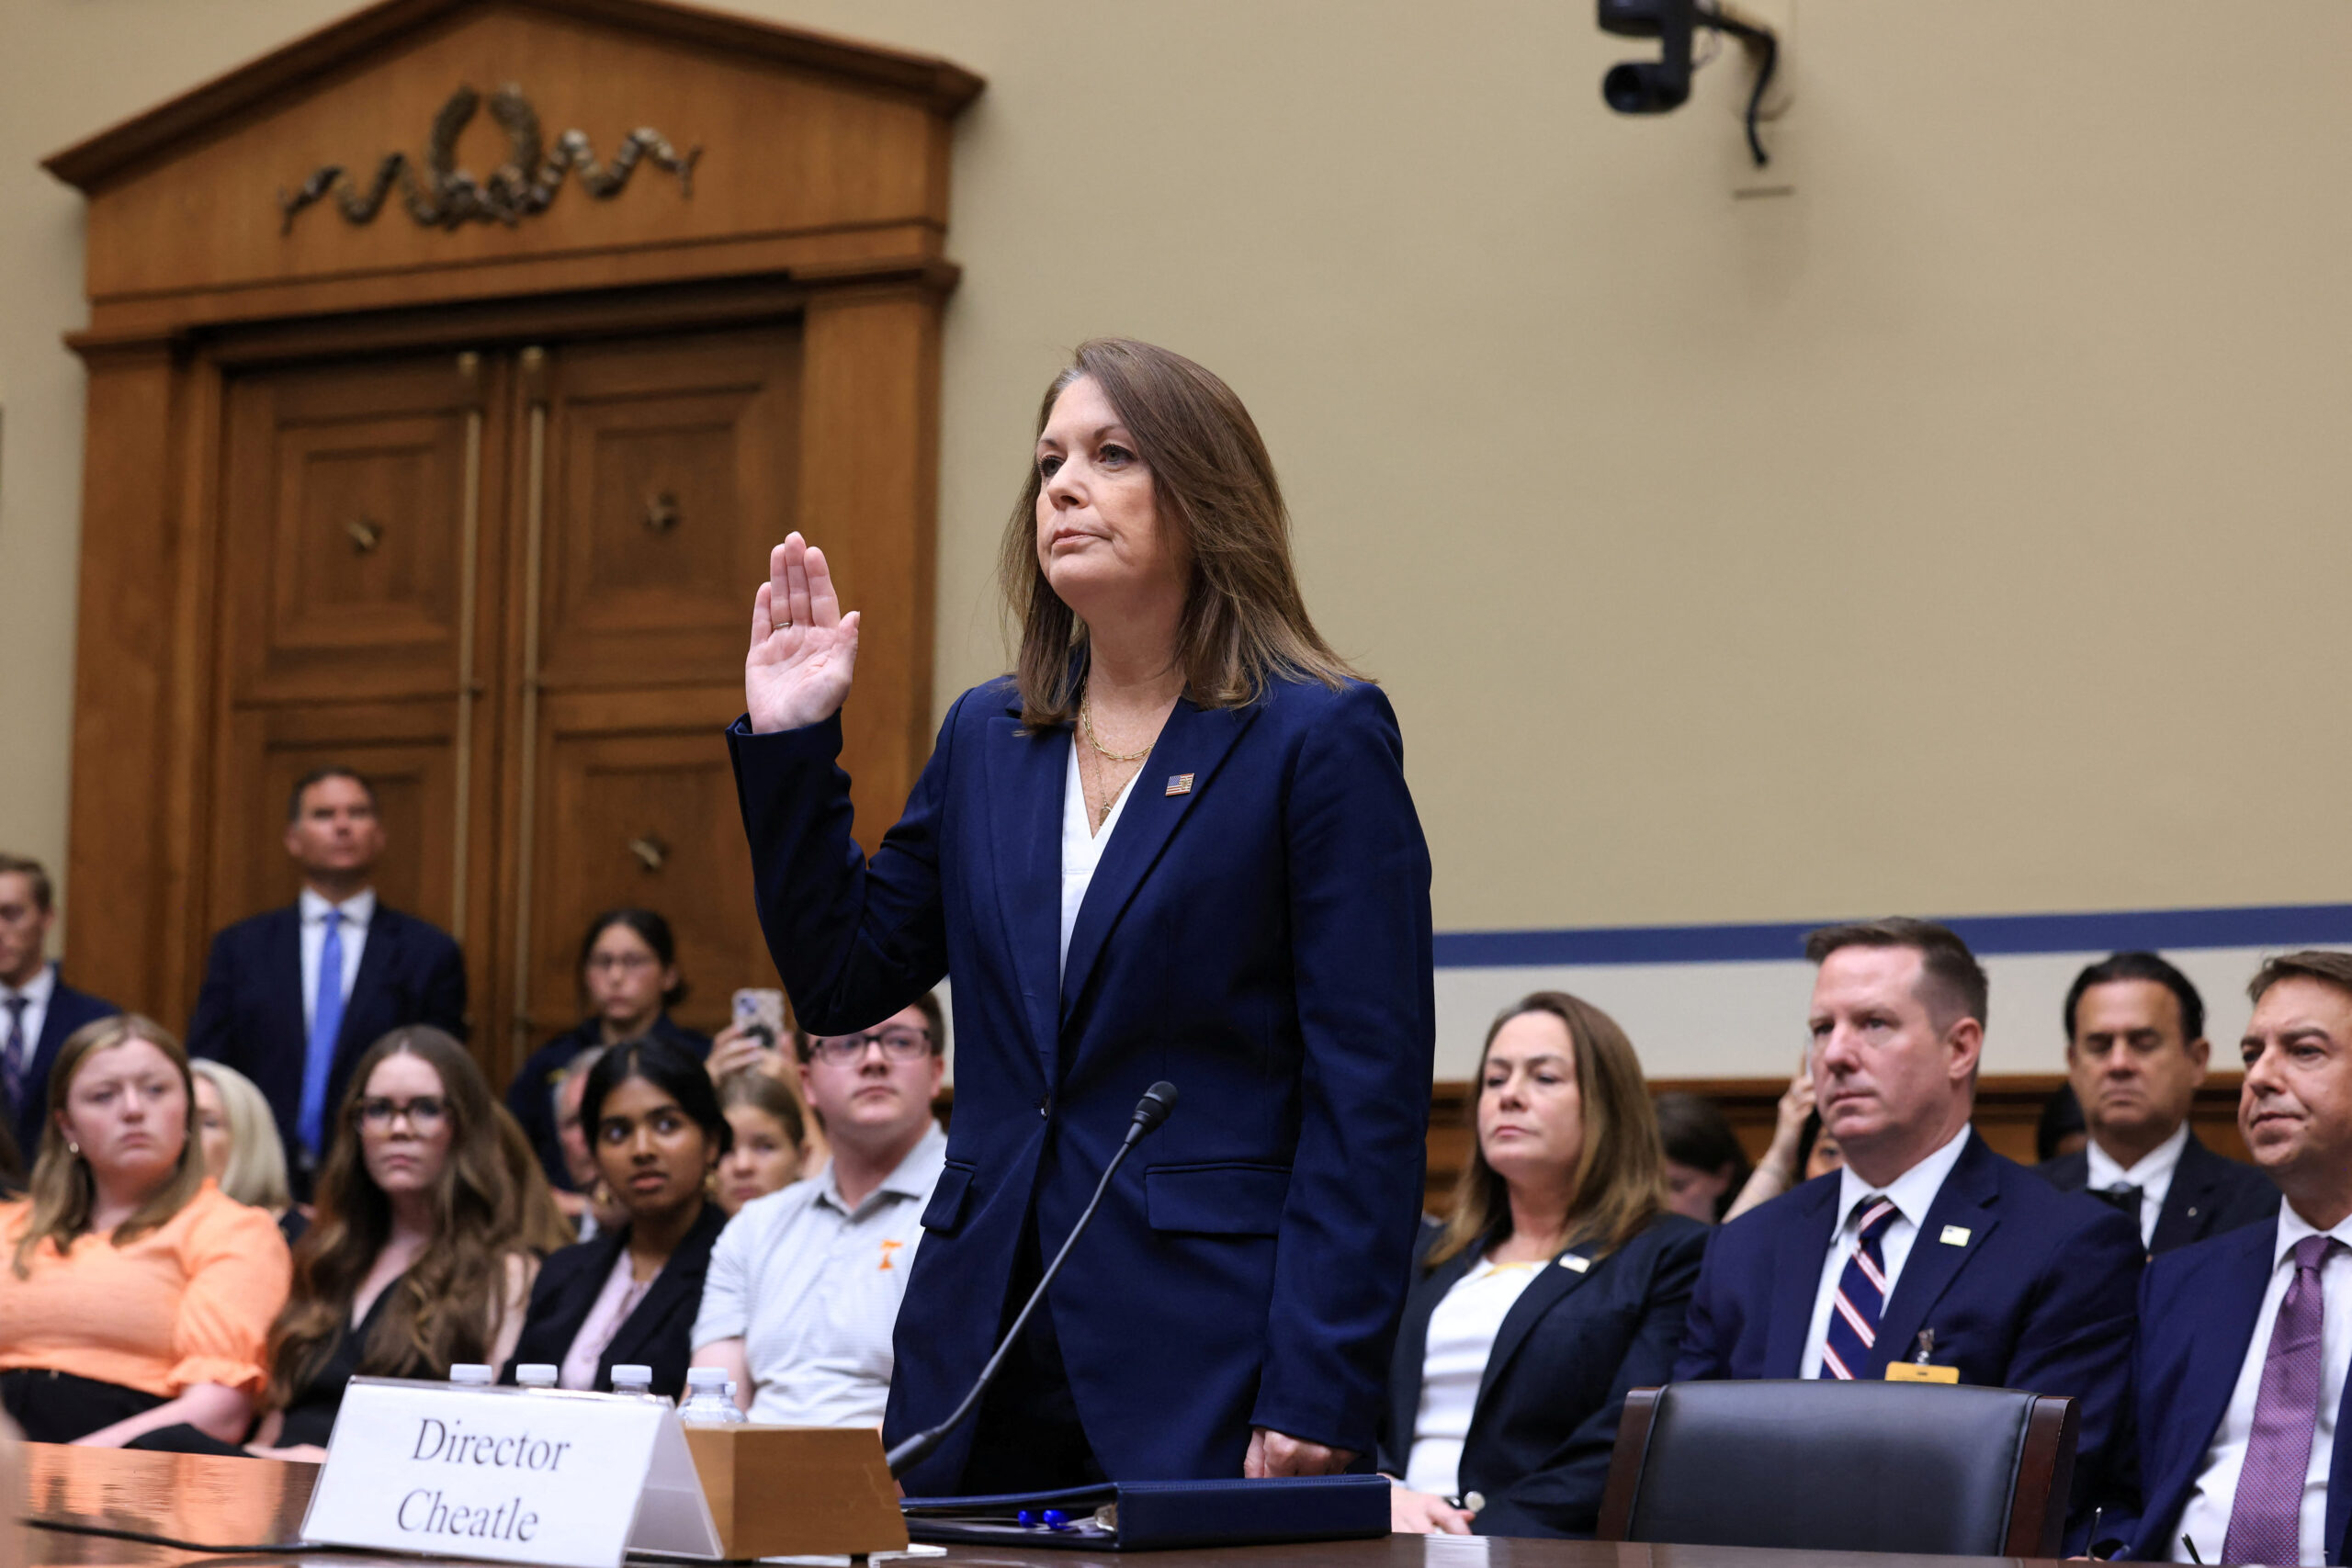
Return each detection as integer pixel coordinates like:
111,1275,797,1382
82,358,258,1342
1165,773,1194,796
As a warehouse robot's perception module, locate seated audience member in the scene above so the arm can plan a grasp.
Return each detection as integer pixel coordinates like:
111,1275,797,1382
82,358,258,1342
715,1069,808,1215
1725,1062,1816,1221
553,1047,627,1239
508,910,712,1193
1673,919,2143,1547
1657,1091,1750,1223
692,996,947,1425
190,1059,294,1223
2037,951,2277,1256
2038,1080,2088,1162
241,1027,555,1459
505,1042,729,1397
2109,952,2352,1564
0,1016,290,1446
0,853,120,1163
186,769,466,1179
1381,992,1706,1538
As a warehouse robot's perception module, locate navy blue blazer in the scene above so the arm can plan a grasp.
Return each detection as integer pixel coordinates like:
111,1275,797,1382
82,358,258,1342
185,900,467,1162
6,968,119,1159
502,1201,728,1400
1379,1213,1709,1538
2035,1130,2278,1256
505,1015,713,1190
2115,1213,2352,1563
1672,1131,2143,1545
728,674,1435,1495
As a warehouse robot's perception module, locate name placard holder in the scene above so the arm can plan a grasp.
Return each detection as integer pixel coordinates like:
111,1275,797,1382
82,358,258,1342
301,1378,722,1568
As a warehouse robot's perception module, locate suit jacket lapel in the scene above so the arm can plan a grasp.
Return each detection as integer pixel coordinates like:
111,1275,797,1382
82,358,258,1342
1873,1134,2002,1375
984,711,1068,1072
1475,1245,1602,1410
271,907,308,1056
1392,1243,1479,1452
1767,1178,1841,1375
2153,1134,2220,1254
341,906,394,1050
605,1207,722,1371
1059,699,1256,1026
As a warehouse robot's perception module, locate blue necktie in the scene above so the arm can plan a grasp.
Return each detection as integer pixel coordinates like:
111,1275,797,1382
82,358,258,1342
299,910,345,1157
1819,1196,1901,1380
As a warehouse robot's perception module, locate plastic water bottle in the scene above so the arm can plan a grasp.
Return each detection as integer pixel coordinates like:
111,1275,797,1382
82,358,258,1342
610,1364,670,1405
679,1367,745,1425
448,1364,494,1387
514,1364,559,1391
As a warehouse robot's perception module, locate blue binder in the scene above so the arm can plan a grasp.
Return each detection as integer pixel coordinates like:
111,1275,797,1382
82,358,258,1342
900,1474,1392,1551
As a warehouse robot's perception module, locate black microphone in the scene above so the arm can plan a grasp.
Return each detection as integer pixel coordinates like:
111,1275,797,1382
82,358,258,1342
885,1080,1179,1480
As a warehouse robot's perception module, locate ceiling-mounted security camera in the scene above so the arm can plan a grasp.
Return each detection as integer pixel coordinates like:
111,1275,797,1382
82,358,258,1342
1598,0,1780,165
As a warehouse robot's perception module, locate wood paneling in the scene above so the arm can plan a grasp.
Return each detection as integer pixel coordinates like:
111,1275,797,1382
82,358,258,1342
49,0,976,1081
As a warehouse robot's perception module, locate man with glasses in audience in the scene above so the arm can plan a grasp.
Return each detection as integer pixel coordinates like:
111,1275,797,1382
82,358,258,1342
2038,951,2275,1257
690,994,947,1425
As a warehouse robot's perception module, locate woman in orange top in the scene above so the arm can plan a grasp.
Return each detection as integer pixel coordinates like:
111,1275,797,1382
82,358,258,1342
0,1014,290,1446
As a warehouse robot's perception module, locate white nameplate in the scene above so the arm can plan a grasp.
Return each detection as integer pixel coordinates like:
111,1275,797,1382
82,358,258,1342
301,1377,722,1568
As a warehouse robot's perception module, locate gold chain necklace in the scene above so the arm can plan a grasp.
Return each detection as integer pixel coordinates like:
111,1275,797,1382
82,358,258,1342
1080,700,1154,763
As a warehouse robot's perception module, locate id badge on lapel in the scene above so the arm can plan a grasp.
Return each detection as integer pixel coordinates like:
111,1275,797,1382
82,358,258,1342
1884,1328,1960,1383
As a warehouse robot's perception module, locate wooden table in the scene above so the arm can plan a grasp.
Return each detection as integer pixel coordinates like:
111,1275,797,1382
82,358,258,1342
17,1445,2062,1568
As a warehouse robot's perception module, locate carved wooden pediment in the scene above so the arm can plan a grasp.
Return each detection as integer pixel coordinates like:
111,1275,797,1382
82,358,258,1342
44,0,983,338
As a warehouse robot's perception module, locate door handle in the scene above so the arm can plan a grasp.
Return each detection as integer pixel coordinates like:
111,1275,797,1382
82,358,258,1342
345,515,384,553
643,491,679,534
628,834,669,872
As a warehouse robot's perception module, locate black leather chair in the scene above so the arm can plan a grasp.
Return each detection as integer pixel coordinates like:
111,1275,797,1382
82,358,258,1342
1595,1381,2078,1558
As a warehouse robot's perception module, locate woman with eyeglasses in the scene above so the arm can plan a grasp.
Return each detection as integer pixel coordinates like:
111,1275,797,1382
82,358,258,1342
692,995,946,1425
503,1041,729,1397
0,1015,290,1446
232,1027,567,1459
504,910,712,1201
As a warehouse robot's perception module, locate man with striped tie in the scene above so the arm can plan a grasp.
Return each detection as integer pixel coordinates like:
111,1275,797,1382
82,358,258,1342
1673,918,2143,1550
2115,951,2352,1566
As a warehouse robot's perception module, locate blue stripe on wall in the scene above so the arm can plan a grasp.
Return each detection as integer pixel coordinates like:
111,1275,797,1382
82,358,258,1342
1433,904,2352,969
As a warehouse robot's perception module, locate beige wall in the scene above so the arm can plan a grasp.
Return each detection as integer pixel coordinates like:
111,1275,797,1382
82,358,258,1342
5,2,2349,962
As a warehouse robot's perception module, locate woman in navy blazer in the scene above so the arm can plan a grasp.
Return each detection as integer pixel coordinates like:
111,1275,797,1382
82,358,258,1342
1380,993,1707,1539
729,339,1434,1495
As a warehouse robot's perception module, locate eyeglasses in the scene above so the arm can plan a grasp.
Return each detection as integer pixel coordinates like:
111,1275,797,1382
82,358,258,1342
358,1096,448,1130
587,952,659,974
808,1027,932,1065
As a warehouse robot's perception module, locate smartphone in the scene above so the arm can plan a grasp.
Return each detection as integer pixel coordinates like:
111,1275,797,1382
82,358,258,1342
731,987,787,1050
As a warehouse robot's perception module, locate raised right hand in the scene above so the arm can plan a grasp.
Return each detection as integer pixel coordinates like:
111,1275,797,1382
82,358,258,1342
747,532,860,734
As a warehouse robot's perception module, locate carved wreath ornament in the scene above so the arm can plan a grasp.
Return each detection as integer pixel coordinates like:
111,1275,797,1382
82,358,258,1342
277,84,698,233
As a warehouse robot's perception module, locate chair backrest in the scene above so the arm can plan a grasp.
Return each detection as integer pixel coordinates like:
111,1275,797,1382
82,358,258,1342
1595,1381,2078,1559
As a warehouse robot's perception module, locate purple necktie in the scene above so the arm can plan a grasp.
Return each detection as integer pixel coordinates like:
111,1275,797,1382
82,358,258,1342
2222,1233,2341,1568
1,996,26,1114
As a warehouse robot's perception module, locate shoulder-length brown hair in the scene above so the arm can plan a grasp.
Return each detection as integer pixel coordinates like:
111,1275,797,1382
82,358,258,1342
997,338,1362,727
1427,991,1667,1270
11,1014,206,1278
266,1027,563,1404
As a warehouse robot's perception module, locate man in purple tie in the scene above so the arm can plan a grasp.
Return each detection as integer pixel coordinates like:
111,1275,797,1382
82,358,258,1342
2112,950,2352,1565
186,768,466,1184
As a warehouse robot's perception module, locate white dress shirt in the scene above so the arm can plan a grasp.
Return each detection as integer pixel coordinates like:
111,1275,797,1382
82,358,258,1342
1404,1257,1543,1496
2086,1120,2189,1252
1058,739,1138,984
2171,1204,2352,1566
1802,1122,1973,1378
299,887,373,1036
0,963,58,1072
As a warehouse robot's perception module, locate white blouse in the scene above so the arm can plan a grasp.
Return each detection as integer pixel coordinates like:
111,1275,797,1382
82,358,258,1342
1403,1258,1544,1496
1059,736,1139,984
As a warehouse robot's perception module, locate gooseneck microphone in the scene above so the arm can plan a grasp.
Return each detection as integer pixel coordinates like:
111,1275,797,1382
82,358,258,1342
885,1080,1179,1480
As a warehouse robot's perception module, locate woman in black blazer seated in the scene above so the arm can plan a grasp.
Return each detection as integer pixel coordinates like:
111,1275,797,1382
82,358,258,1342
504,1040,728,1398
1381,991,1708,1539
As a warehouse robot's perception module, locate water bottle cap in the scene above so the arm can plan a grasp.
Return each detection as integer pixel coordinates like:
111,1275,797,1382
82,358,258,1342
448,1364,494,1385
686,1367,729,1389
515,1364,559,1387
611,1363,654,1385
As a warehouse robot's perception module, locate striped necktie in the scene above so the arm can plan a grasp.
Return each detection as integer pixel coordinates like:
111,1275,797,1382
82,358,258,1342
1819,1196,1901,1381
1,995,26,1113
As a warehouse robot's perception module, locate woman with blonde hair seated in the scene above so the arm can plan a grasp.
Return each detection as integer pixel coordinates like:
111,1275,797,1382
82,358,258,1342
1379,992,1707,1539
0,1015,290,1446
189,1059,293,1220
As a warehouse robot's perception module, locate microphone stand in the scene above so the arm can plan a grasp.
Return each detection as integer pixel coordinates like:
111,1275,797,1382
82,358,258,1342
885,1081,1179,1480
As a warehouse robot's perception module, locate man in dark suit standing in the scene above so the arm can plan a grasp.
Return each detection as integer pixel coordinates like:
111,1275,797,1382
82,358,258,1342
2118,951,2352,1566
1673,919,2143,1547
2037,951,2277,1256
0,853,119,1161
186,767,466,1175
